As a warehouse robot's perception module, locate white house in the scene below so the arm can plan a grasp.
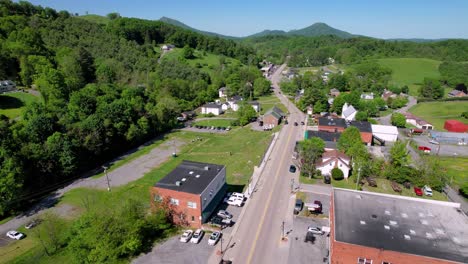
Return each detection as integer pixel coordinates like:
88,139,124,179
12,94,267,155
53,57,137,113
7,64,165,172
201,103,223,116
249,101,261,112
360,92,374,100
316,150,351,179
0,80,16,93
371,124,398,143
341,103,357,121
228,95,243,111
218,87,228,98
221,102,230,111
404,113,433,130
161,44,175,51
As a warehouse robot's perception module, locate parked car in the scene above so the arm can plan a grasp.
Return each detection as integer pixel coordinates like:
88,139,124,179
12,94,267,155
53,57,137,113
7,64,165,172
307,226,324,235
217,210,233,219
300,121,305,125
208,231,222,246
289,165,296,173
231,192,245,201
25,219,41,229
6,230,25,240
227,196,243,207
323,175,331,184
423,185,433,196
429,139,439,145
418,146,431,153
414,187,423,196
294,199,303,215
180,230,193,243
190,229,204,244
307,201,322,214
284,120,288,125
223,192,233,203
294,122,298,126
210,216,232,228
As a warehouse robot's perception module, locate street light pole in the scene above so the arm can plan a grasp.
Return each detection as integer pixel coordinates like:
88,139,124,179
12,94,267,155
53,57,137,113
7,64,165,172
220,232,223,254
103,166,111,192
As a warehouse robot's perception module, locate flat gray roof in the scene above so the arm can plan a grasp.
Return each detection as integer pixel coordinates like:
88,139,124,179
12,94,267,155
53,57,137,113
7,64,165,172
333,188,468,263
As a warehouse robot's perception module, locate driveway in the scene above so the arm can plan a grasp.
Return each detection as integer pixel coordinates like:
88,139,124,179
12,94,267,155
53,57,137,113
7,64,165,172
132,236,215,264
378,95,417,126
287,216,329,264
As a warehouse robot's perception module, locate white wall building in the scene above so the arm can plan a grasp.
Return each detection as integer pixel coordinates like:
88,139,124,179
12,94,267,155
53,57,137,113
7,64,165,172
316,150,351,179
371,124,399,143
341,103,357,121
218,87,228,98
201,103,223,116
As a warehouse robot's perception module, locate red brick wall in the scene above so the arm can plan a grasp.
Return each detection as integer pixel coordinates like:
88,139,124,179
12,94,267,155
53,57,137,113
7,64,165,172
319,125,345,133
360,132,373,145
264,114,279,126
330,193,456,264
151,187,202,228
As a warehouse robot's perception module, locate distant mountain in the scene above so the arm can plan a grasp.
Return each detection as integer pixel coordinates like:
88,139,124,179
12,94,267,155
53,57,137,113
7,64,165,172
386,38,450,43
246,22,355,38
159,17,238,39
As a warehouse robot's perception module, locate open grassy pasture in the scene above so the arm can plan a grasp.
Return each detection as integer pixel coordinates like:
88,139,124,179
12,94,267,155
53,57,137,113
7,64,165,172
257,94,288,114
0,92,41,119
437,156,468,190
408,101,468,130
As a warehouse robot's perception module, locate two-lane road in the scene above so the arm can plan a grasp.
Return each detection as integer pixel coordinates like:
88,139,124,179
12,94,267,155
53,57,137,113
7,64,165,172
220,64,306,264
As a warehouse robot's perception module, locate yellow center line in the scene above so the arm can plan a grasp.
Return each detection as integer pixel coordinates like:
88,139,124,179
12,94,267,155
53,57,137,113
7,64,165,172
246,125,295,264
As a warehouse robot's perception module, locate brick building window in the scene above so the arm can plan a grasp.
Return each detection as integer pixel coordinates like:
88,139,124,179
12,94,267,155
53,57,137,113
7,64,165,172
358,258,372,264
170,198,179,205
191,216,195,222
187,201,197,209
381,262,391,264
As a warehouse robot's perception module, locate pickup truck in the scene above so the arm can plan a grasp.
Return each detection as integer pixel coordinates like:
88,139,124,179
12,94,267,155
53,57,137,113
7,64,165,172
305,201,322,214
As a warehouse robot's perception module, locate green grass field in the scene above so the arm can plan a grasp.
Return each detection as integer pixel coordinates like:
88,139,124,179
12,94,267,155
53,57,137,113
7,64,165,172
376,58,441,96
161,48,241,76
78,14,110,25
438,157,468,190
257,94,288,114
332,178,447,201
0,92,41,119
193,119,234,127
408,101,468,130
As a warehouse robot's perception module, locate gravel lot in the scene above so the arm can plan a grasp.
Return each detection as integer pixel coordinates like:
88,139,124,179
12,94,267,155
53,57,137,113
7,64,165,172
411,135,468,157
287,216,329,264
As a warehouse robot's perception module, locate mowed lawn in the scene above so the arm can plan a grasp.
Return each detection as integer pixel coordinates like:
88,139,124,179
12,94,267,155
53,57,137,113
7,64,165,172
0,92,41,119
376,58,441,96
257,94,288,114
438,157,468,190
408,101,468,130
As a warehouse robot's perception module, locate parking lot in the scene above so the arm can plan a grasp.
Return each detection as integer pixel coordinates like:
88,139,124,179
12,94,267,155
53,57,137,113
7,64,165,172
133,194,245,264
288,216,329,264
132,235,215,264
411,135,468,156
299,192,330,217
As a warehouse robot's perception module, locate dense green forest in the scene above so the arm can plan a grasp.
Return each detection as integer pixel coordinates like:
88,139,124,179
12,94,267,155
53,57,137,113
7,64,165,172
246,35,468,67
0,0,262,215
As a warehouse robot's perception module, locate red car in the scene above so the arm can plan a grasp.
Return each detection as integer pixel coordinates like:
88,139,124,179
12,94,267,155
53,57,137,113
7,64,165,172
414,187,423,196
418,146,431,153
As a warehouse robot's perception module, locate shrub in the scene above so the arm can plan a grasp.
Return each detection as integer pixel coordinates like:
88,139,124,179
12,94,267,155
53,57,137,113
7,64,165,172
331,168,344,181
462,111,468,119
459,182,468,198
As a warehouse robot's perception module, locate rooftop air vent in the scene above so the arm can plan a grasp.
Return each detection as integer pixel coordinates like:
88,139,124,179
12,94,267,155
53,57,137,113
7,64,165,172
420,219,428,225
384,225,390,230
181,178,187,182
401,213,408,218
175,181,181,186
189,171,194,175
426,233,433,239
360,221,366,225
389,220,397,226
195,174,200,178
404,235,411,240
384,210,391,215
355,195,362,199
410,229,416,235
204,166,210,171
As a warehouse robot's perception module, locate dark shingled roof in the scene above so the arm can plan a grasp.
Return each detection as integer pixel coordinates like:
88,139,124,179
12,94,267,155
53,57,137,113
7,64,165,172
264,106,285,120
318,117,347,128
333,188,468,263
305,130,341,142
155,160,225,194
203,103,222,109
349,121,372,133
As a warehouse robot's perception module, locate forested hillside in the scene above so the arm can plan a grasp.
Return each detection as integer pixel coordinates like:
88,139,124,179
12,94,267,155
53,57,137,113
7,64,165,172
246,35,468,67
0,0,260,215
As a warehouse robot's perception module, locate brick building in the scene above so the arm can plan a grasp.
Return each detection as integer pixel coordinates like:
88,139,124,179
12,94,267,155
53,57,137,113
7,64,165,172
349,121,373,146
318,116,347,133
151,160,226,228
263,106,285,128
331,188,468,264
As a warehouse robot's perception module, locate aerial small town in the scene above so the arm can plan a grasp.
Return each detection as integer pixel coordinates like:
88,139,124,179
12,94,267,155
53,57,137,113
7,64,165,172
0,1,467,264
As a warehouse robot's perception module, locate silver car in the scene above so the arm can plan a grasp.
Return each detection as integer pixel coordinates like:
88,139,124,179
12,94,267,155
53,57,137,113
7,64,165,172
208,231,221,246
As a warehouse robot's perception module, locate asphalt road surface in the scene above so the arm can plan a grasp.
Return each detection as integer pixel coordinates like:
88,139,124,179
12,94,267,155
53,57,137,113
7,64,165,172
215,64,307,264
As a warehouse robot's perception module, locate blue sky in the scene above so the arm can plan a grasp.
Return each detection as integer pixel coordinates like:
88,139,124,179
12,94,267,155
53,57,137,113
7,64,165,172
26,0,468,39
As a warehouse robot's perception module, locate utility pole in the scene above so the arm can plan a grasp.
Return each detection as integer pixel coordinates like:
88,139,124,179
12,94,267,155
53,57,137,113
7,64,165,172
281,221,285,240
172,140,177,157
103,166,111,192
220,232,223,254
355,167,361,191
